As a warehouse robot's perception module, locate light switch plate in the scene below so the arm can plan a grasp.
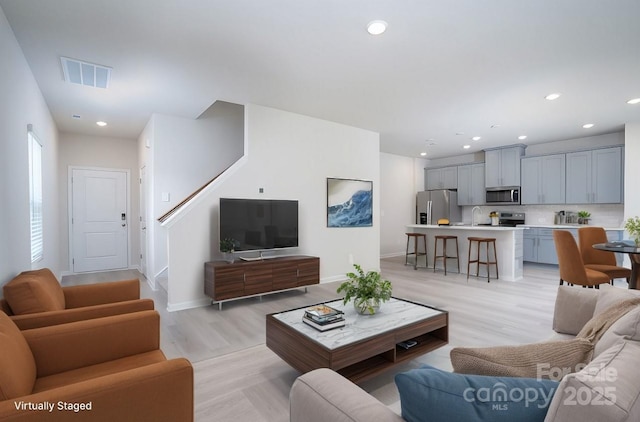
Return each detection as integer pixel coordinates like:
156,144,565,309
162,192,170,202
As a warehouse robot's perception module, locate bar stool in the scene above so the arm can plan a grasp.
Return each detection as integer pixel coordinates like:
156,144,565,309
467,237,499,282
433,235,459,275
405,233,427,270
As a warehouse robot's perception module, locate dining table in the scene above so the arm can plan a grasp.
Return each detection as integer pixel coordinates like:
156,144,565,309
593,243,640,289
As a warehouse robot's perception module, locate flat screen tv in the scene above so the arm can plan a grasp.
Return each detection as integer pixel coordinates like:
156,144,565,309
219,198,299,252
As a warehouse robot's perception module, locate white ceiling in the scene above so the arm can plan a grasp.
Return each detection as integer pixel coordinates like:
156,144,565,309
2,0,639,158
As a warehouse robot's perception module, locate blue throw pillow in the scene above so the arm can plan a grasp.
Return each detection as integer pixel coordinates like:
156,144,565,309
395,365,558,422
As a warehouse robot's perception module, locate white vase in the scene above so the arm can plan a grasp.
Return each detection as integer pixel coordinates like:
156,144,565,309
353,297,380,315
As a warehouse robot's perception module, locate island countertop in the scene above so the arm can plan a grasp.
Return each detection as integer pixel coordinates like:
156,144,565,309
407,224,525,231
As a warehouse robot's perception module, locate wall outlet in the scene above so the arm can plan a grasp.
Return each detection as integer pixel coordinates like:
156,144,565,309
161,192,170,202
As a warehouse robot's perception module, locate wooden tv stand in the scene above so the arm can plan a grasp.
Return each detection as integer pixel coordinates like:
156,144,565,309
204,255,319,310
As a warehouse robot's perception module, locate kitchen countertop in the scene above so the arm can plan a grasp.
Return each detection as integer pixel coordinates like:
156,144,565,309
518,224,624,231
407,224,525,231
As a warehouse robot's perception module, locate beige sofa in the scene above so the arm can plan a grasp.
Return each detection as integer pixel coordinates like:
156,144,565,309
290,285,640,422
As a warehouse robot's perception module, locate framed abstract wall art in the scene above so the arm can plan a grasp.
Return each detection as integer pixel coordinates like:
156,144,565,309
326,178,373,227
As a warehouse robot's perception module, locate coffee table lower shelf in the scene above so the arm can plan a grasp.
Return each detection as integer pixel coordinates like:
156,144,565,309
266,304,448,383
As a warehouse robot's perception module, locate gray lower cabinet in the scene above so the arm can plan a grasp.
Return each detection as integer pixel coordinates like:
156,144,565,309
523,227,624,266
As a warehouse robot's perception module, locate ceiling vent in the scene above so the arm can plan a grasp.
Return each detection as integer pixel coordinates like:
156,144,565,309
60,57,111,89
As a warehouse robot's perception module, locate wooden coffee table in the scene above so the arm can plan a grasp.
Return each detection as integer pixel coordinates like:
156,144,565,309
266,297,448,383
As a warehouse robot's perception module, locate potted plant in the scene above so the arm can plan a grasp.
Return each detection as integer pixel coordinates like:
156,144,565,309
337,264,392,315
624,216,640,246
219,238,236,263
578,211,591,224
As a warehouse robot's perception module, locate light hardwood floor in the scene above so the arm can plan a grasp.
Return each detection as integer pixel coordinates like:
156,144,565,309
61,257,626,421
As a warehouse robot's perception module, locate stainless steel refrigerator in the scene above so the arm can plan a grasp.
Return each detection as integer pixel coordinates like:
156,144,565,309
416,190,462,225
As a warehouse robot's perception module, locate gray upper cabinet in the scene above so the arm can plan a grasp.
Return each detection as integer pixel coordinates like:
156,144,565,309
426,166,458,190
565,147,623,204
521,154,566,204
457,163,485,205
484,146,525,187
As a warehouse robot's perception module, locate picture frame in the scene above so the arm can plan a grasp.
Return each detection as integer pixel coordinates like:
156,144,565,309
326,178,373,227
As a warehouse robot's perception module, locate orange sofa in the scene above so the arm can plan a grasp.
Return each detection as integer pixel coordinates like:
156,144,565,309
0,309,193,421
1,269,154,330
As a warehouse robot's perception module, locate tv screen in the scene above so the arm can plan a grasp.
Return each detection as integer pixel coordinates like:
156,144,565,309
219,198,299,251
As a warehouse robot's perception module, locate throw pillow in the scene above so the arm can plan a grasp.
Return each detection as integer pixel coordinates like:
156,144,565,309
544,339,640,422
2,268,65,315
450,338,593,379
593,306,640,357
576,297,640,345
593,285,640,317
552,286,599,335
395,365,558,422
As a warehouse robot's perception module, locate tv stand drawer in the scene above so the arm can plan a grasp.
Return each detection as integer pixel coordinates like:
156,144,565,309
204,256,319,306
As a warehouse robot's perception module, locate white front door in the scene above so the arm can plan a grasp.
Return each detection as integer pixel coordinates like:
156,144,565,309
71,168,128,272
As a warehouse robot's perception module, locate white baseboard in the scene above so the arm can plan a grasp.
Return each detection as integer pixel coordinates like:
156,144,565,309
167,297,211,312
320,275,347,284
380,252,406,259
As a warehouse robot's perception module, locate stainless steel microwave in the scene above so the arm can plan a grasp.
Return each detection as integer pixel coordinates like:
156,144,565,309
485,187,520,205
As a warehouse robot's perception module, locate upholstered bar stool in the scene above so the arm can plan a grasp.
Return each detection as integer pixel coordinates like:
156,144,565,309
433,235,459,275
405,233,427,270
467,237,498,282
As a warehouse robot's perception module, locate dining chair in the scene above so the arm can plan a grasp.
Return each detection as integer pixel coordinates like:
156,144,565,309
553,230,610,288
578,227,631,285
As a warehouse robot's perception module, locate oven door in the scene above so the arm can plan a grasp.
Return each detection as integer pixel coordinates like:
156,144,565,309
485,187,520,204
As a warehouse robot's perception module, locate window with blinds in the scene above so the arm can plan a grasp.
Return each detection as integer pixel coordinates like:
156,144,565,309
28,126,43,263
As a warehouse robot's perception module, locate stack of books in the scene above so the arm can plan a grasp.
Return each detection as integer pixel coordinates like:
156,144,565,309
302,304,345,331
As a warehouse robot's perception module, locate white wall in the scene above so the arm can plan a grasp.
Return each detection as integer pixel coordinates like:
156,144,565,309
624,123,640,222
0,7,59,284
145,102,244,280
57,133,140,273
165,104,380,311
380,153,427,257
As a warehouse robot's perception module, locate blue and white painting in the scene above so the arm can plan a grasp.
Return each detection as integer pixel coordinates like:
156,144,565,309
327,178,373,227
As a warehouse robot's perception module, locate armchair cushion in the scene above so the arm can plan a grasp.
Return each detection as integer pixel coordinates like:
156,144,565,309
3,269,65,315
0,312,36,401
395,365,558,422
552,286,599,335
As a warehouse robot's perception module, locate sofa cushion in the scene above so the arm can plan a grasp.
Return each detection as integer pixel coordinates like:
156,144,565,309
593,306,640,357
3,268,65,315
450,338,593,379
395,365,558,422
0,312,36,400
553,286,599,335
544,339,640,422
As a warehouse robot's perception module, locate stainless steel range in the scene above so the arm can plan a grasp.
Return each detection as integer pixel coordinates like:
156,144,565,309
495,211,525,227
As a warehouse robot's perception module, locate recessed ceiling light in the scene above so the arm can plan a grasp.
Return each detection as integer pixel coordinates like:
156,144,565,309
96,121,107,127
463,145,471,149
627,98,640,105
518,135,527,140
471,136,481,141
366,20,388,35
583,123,594,129
420,152,427,156
545,93,561,100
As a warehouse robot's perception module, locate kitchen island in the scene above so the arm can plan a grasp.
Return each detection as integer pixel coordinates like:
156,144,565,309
406,224,525,281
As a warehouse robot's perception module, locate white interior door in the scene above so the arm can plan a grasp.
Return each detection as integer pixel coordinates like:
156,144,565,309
139,166,147,277
71,168,128,272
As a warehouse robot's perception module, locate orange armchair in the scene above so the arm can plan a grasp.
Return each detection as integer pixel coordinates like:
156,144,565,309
578,226,631,284
0,310,193,421
1,268,154,330
553,230,610,288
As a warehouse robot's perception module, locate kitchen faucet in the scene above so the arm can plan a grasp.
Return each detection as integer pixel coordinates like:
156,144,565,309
471,206,481,226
